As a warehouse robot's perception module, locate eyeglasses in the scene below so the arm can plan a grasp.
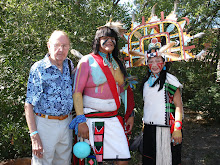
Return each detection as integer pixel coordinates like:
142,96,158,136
52,43,70,50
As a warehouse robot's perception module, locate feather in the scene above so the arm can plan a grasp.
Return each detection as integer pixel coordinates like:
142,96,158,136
132,12,136,22
98,21,127,37
196,50,206,57
159,42,176,53
193,32,205,39
133,57,145,67
70,49,83,59
173,0,179,13
129,50,145,57
151,3,157,17
163,52,180,58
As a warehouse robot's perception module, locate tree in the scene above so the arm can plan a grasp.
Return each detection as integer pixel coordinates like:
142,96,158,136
132,0,220,121
0,0,131,160
0,0,219,161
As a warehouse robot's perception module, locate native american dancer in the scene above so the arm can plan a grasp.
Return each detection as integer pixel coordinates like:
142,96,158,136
70,23,135,165
140,40,183,165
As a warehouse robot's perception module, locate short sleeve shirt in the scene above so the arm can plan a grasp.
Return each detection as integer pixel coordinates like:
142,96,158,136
25,54,74,116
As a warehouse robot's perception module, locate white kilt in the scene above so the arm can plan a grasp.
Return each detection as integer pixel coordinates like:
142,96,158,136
86,117,130,160
82,95,130,160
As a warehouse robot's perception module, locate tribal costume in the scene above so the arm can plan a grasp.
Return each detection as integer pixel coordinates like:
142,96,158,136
71,25,135,164
143,73,183,165
73,53,131,162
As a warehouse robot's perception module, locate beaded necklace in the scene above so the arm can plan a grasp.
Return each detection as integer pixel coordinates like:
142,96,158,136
99,51,118,70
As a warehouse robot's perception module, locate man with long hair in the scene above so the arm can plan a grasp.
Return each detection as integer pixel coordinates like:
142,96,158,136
70,25,135,165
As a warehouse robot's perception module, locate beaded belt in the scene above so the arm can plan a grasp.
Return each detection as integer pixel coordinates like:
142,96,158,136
35,113,69,120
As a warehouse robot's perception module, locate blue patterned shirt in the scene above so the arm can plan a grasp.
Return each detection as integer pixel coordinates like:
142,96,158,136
25,54,74,116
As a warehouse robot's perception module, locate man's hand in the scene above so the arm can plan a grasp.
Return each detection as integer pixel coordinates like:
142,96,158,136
125,116,134,133
31,133,43,158
78,122,89,139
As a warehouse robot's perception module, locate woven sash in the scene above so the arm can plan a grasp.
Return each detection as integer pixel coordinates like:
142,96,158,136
85,110,118,118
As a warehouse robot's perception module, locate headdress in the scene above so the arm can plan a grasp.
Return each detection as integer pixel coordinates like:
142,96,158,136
121,1,206,67
97,20,127,38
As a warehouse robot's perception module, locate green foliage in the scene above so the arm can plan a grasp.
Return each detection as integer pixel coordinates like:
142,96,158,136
188,83,220,122
0,0,131,160
0,0,219,161
170,59,220,122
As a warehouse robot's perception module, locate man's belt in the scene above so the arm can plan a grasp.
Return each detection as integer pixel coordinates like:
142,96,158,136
35,113,69,120
85,110,118,118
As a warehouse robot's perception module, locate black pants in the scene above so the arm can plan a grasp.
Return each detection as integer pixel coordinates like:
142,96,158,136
142,124,182,165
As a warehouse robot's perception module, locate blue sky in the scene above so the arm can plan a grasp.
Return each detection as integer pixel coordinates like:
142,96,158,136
118,0,134,6
118,0,135,13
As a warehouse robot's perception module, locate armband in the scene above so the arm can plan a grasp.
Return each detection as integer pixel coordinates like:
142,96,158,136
69,114,86,135
30,131,38,137
129,111,135,117
174,121,182,130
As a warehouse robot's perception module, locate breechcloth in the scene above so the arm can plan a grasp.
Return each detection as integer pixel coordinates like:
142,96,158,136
85,111,130,163
143,124,182,165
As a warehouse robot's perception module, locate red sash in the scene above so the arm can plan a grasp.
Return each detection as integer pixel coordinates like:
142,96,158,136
91,53,120,110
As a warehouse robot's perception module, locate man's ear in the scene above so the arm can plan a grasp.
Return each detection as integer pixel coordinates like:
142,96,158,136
47,42,51,52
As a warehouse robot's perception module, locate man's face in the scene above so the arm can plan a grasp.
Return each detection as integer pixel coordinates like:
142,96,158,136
47,34,70,63
99,36,116,54
148,56,165,74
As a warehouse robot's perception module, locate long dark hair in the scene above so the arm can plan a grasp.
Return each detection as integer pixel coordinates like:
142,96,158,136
92,26,127,77
140,58,171,93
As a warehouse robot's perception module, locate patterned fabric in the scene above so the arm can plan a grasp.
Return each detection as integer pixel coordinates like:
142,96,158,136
143,73,182,126
25,54,73,116
85,110,118,118
69,115,87,134
85,155,98,165
164,83,178,127
146,51,159,58
94,122,104,163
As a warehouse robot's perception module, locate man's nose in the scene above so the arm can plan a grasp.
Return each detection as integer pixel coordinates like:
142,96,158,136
57,45,64,51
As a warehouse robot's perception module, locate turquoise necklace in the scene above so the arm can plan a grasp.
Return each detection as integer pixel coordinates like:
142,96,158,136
147,73,159,87
99,51,118,70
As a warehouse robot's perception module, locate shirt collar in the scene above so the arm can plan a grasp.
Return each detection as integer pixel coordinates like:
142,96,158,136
43,53,68,69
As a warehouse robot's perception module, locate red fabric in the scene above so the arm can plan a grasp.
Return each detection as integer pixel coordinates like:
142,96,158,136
170,114,175,134
117,115,130,145
94,127,104,135
85,110,118,118
170,120,182,134
91,53,120,110
91,53,134,144
174,121,182,130
124,86,135,122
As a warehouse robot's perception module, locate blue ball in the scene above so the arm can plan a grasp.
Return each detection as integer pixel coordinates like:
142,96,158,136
73,142,91,159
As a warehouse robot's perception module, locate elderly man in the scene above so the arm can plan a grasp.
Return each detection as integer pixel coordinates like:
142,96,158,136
24,30,74,165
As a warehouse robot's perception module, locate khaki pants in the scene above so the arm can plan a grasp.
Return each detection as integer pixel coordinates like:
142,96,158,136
32,115,73,165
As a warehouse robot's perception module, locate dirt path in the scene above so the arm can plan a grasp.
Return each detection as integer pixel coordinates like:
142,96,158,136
181,111,220,165
1,111,219,165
